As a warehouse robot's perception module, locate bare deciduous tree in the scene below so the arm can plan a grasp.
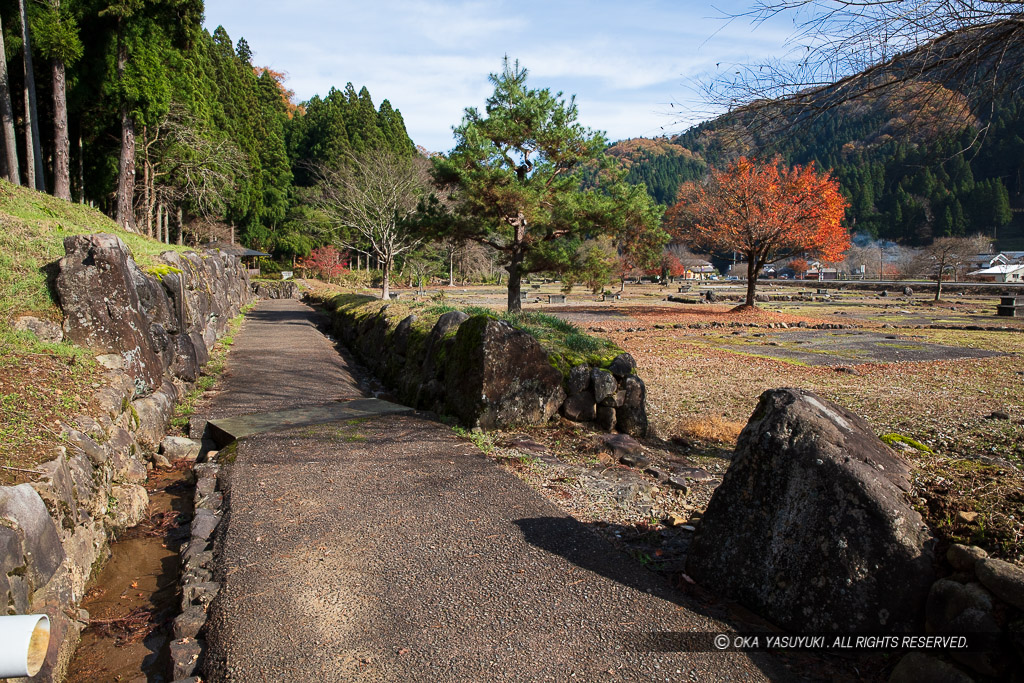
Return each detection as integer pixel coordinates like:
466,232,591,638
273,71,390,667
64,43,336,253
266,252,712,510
706,2,1024,137
918,234,992,300
311,150,427,300
138,103,245,238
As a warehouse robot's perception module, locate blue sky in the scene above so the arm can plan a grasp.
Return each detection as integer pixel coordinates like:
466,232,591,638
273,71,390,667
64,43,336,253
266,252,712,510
203,1,797,153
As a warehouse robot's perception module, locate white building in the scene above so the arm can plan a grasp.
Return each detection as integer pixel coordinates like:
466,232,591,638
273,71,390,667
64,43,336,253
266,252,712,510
968,264,1024,283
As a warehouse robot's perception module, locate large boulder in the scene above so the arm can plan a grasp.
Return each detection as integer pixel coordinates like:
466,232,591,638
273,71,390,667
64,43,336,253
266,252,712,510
56,234,164,394
0,485,66,611
444,316,566,430
686,388,934,633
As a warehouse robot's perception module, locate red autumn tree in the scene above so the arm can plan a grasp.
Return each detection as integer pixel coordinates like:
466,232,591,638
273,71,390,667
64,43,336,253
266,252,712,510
298,245,349,282
789,257,809,279
660,251,687,281
666,156,849,307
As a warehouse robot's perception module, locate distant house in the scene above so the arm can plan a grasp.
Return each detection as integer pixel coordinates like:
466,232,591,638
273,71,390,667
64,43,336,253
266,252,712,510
684,263,716,280
968,264,1024,283
967,252,1024,271
1002,251,1024,264
805,267,838,281
204,241,272,277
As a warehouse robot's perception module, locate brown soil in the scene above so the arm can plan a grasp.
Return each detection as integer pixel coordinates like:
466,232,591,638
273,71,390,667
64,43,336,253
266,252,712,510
0,351,102,485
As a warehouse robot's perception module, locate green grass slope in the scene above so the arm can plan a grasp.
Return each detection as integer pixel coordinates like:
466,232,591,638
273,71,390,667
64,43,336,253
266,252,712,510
0,181,190,482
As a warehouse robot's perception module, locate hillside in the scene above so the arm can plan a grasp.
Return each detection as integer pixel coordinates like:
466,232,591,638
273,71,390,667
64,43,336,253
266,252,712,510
615,84,1024,247
0,182,191,481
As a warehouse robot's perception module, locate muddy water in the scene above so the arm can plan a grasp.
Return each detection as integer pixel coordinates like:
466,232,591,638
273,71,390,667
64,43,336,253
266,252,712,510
65,466,192,682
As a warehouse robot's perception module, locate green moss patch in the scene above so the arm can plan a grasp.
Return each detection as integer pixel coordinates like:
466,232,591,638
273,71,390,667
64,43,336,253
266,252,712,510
881,433,934,454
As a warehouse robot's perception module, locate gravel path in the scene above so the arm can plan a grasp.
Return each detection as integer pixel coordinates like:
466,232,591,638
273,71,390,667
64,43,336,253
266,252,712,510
201,299,786,681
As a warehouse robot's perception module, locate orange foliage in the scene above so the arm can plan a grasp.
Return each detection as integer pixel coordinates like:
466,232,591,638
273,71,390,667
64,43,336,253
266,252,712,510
667,156,849,274
789,257,809,276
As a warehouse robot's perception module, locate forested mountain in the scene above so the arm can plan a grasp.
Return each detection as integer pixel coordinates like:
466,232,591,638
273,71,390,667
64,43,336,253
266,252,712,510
0,0,415,259
614,84,1024,247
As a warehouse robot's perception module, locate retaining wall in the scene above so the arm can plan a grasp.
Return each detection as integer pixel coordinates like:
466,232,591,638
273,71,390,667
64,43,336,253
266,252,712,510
2,234,253,682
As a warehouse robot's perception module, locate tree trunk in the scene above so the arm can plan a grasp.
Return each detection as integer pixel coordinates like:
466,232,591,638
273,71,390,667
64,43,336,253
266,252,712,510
115,30,136,231
507,250,523,313
746,256,759,307
52,56,71,199
177,206,183,245
157,202,164,244
142,146,153,236
0,15,20,185
77,134,84,202
19,0,45,191
381,257,391,300
448,250,454,286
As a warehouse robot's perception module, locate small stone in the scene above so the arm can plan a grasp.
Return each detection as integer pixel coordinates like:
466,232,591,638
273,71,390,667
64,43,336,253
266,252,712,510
619,453,650,469
665,476,690,493
644,467,669,482
947,544,988,572
195,476,217,497
956,511,979,524
835,366,861,375
173,606,208,639
590,368,617,404
601,433,643,458
976,558,1024,611
196,491,223,510
77,608,90,623
567,365,591,395
607,353,637,378
561,391,597,422
183,581,221,606
152,453,172,469
665,513,686,527
670,466,714,482
192,463,221,479
596,406,616,431
987,411,1010,421
190,510,220,541
161,436,202,462
184,551,214,572
170,638,202,680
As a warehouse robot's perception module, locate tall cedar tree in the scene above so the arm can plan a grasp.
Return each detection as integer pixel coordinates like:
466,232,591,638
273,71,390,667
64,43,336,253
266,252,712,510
432,58,664,313
34,0,84,200
18,0,44,190
667,156,849,307
0,13,19,183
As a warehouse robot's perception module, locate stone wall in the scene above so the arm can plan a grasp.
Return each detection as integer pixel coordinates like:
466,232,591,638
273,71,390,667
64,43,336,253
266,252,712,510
1,234,253,682
319,297,649,436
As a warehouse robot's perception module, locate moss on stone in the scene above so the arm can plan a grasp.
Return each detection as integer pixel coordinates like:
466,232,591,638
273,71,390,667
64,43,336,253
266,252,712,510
144,264,183,282
881,433,933,453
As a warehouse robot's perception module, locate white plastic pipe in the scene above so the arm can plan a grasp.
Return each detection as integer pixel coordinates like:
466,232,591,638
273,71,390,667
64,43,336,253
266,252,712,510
0,614,49,678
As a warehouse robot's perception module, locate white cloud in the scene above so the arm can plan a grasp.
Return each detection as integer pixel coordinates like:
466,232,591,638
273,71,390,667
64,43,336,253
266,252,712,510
203,0,797,151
